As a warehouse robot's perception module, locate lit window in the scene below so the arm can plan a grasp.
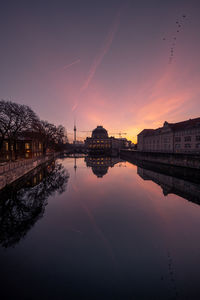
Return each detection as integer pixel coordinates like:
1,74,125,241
25,143,30,150
5,142,8,151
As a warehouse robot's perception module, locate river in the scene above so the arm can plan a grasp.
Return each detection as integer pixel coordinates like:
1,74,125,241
0,155,200,300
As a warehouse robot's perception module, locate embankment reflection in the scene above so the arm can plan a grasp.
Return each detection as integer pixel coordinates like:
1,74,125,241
133,160,200,204
0,160,69,248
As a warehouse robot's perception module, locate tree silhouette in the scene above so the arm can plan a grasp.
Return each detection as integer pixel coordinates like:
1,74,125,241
0,161,69,248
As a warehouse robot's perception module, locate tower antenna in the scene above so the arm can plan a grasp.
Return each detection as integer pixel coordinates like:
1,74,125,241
74,118,77,144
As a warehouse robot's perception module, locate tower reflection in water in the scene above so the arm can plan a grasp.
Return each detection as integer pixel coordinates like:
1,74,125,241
0,160,69,248
85,156,124,178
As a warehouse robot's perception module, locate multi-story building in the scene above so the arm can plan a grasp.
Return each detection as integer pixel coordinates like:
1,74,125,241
0,136,43,161
137,117,200,154
85,126,130,155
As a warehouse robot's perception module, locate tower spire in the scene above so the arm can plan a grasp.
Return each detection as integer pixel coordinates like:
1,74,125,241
74,118,76,144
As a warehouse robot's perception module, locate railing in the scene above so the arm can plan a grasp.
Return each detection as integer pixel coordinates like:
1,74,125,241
0,153,60,175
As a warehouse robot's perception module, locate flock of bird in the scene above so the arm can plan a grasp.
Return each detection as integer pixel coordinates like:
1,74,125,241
163,14,187,64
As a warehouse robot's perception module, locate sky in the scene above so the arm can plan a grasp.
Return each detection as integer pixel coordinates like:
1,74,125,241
0,0,200,142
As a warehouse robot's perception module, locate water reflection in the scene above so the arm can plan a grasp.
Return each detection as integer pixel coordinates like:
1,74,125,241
1,156,200,299
0,160,69,248
124,157,200,205
85,156,124,178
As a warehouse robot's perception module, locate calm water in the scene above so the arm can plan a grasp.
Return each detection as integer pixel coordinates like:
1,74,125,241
1,156,200,300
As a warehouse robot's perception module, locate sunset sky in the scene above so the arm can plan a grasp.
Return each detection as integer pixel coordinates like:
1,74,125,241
0,0,200,142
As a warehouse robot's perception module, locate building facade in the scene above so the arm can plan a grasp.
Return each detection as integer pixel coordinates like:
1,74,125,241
138,118,200,154
0,137,43,162
85,126,130,155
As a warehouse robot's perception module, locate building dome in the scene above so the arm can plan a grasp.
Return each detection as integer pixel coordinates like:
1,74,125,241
92,126,108,139
92,166,108,178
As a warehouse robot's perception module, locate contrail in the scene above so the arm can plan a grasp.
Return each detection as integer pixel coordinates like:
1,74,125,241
81,10,121,91
63,59,80,70
72,102,78,112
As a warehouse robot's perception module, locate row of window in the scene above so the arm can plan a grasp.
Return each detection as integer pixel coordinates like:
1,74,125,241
175,129,200,136
175,143,200,149
3,142,42,151
144,135,200,144
89,144,111,148
175,136,200,142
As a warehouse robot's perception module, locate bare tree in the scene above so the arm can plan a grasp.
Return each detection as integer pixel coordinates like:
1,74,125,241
37,121,68,154
38,120,57,154
0,100,40,159
0,100,68,160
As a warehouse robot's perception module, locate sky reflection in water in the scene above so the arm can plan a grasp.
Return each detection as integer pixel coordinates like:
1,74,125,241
0,156,200,300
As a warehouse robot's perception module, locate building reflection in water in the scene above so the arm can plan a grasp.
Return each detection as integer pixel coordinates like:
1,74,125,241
85,156,124,178
0,160,69,248
137,163,200,204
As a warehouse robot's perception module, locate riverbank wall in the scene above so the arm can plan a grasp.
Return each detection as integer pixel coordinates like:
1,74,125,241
0,153,61,190
120,150,200,170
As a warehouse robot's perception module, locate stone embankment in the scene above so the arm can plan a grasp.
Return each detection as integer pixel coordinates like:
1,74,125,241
120,150,200,170
0,153,60,190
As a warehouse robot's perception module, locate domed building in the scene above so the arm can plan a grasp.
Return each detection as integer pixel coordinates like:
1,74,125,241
85,126,112,155
85,125,129,155
91,126,108,139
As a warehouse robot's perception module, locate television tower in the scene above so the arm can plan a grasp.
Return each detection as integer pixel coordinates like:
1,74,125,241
74,120,76,144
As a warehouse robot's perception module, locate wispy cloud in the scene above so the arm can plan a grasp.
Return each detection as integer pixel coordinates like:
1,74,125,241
63,59,80,70
81,10,121,91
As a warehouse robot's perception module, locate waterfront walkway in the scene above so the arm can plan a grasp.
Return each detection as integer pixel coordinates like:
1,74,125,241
0,153,59,190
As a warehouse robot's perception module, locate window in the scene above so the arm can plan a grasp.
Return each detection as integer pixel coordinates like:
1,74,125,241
185,144,191,148
196,136,200,141
39,143,42,150
25,143,30,150
175,137,181,142
196,143,200,149
5,142,8,151
184,136,191,142
175,144,180,149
